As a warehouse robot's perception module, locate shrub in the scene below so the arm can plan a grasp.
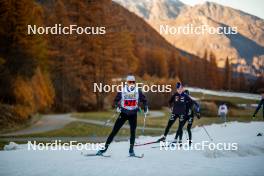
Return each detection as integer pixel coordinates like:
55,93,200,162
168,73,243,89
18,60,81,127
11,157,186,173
200,101,218,117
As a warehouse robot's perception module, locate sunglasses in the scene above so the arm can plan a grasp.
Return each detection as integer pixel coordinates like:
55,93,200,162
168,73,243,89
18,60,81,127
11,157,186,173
127,81,135,84
176,86,183,90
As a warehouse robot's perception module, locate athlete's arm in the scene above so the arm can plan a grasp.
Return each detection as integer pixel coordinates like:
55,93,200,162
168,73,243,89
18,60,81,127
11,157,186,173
254,99,264,116
185,95,200,112
168,93,175,108
139,90,148,112
113,92,122,108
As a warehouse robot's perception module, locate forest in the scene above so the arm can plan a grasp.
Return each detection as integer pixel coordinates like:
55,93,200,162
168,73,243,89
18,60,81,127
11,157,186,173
0,0,263,128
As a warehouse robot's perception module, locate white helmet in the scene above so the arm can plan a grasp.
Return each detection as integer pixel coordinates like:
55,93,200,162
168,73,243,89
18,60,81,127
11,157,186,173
126,75,136,91
126,75,135,82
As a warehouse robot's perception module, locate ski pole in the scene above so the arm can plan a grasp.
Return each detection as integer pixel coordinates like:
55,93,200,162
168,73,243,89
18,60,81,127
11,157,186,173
184,129,188,139
142,113,147,134
202,125,213,141
104,112,118,126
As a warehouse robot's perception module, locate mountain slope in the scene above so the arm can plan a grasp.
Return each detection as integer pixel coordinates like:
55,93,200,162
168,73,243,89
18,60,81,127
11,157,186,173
114,0,185,20
36,0,201,111
114,0,264,76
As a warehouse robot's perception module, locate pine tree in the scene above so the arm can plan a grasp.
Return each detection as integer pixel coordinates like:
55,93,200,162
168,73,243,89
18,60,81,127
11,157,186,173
167,51,180,78
0,0,54,119
0,0,47,77
208,51,220,89
238,68,246,91
224,57,232,90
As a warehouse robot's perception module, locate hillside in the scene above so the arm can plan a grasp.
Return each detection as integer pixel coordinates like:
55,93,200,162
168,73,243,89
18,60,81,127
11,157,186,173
114,0,264,76
0,0,262,128
38,0,213,111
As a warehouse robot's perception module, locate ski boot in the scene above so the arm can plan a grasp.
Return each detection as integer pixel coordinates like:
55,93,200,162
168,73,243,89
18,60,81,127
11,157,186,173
129,146,135,157
172,139,182,147
96,149,106,156
188,140,192,147
178,140,182,147
157,135,166,142
96,144,108,156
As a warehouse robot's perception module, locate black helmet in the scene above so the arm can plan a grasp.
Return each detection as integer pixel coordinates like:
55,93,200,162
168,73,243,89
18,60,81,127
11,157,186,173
176,82,182,89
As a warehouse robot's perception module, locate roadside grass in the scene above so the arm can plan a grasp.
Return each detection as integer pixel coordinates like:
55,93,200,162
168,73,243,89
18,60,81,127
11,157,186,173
0,113,42,134
6,122,122,138
1,93,262,141
4,112,262,139
2,121,160,138
71,106,258,129
72,111,114,121
1,92,262,150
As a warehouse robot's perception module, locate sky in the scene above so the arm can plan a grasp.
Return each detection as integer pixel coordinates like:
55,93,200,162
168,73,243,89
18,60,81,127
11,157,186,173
180,0,264,19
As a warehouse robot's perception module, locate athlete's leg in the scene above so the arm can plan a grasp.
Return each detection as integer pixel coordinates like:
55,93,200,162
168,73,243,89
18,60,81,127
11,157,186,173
128,113,137,151
175,115,186,141
178,116,188,141
163,114,178,137
104,112,127,150
187,116,193,141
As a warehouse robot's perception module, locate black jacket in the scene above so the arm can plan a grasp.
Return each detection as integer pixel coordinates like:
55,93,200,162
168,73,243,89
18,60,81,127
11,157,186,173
169,92,199,116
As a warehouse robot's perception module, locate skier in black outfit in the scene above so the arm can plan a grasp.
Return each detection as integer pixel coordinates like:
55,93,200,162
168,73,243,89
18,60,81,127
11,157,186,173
253,90,264,119
97,75,148,156
182,89,200,146
157,82,200,144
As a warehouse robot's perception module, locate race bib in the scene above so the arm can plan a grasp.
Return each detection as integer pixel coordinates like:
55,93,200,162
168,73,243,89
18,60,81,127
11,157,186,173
124,99,137,107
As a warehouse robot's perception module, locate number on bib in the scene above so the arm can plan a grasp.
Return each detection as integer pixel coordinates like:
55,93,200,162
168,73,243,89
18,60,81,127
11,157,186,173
124,100,136,107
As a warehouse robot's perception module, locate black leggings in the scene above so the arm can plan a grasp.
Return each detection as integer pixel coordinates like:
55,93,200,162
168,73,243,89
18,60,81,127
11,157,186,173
164,114,180,137
186,117,194,141
175,116,194,141
105,112,137,149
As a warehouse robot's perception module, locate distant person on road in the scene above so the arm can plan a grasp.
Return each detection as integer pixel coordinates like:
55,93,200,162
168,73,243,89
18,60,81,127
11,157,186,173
218,103,228,126
253,90,264,120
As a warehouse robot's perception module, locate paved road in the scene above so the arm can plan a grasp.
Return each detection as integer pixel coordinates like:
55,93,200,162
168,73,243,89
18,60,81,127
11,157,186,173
1,111,165,136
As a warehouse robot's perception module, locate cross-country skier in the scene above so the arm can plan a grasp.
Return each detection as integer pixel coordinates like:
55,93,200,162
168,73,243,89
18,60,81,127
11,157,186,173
157,82,200,145
182,89,200,146
253,90,264,119
173,88,200,146
97,75,148,156
218,103,228,126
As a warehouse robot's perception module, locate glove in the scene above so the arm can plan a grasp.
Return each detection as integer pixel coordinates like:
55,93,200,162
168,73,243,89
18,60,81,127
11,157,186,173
138,107,142,113
116,107,121,113
196,112,201,119
144,106,149,115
